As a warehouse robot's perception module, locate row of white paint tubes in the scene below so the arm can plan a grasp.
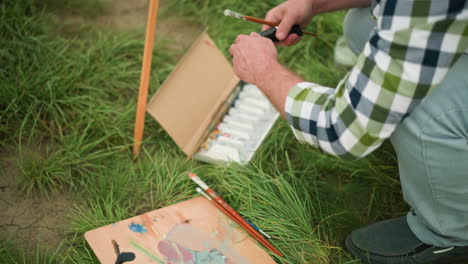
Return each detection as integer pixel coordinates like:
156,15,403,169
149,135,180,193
195,83,279,164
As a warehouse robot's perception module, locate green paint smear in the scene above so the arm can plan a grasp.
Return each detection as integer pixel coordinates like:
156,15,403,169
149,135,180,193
195,249,227,264
130,241,166,264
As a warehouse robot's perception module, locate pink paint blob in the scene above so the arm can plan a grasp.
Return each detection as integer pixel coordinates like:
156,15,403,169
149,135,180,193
158,240,195,263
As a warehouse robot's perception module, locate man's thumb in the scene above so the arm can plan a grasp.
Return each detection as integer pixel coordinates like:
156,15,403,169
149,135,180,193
276,15,295,41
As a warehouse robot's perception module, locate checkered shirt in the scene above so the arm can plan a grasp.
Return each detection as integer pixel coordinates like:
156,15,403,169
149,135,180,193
285,0,468,159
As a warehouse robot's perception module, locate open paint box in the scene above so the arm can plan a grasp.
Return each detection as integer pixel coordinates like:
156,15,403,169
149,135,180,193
147,31,279,165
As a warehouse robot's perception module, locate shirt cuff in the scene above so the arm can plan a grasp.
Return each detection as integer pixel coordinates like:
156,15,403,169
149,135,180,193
284,82,321,148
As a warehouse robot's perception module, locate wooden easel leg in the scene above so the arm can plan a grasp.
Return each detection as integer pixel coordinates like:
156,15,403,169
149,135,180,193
132,0,160,160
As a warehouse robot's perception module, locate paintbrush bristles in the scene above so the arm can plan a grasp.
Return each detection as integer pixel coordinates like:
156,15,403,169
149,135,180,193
224,9,245,20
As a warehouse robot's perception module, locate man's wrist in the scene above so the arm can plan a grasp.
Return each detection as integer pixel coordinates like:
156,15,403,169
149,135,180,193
255,60,304,118
312,0,327,15
256,59,282,91
258,62,302,94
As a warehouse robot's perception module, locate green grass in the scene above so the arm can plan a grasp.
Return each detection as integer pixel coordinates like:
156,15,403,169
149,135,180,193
0,238,67,264
0,0,405,263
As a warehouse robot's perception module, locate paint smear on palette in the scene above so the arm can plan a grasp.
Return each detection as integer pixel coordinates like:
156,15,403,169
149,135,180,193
130,241,166,264
158,222,250,264
158,240,227,264
129,223,147,234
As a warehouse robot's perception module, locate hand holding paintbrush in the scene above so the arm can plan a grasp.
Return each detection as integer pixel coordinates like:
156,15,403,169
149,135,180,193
224,9,317,45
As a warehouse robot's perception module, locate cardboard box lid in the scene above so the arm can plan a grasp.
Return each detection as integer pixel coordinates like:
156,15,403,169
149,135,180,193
147,32,239,157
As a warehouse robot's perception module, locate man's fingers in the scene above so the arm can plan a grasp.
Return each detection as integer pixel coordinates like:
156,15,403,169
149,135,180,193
291,35,301,46
262,10,282,31
235,34,248,44
249,32,261,37
276,14,296,41
279,34,299,46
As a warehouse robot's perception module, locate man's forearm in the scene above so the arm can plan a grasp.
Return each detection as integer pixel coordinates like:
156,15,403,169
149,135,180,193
313,0,372,15
256,62,304,119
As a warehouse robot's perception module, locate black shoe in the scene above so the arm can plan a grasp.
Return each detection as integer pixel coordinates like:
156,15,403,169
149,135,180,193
345,216,468,264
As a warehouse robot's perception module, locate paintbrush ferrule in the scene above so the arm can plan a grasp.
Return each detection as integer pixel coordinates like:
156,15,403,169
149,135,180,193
196,187,212,201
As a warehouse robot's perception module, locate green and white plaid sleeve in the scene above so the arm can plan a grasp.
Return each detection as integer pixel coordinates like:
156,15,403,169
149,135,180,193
285,0,468,160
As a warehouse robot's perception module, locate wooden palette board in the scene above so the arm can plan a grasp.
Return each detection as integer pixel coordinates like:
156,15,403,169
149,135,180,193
85,197,276,264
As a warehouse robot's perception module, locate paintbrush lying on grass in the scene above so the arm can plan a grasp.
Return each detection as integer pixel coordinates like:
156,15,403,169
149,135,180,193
188,172,284,257
196,187,271,239
224,9,318,37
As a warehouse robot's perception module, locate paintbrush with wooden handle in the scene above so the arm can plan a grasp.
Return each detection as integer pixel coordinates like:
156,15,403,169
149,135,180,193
224,9,318,37
189,172,284,257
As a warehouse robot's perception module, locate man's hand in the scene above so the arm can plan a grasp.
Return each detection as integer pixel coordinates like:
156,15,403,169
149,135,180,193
229,0,373,117
229,33,279,88
262,0,315,46
262,0,372,46
230,32,304,118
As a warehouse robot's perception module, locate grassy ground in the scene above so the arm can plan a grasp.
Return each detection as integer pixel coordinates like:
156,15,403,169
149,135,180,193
0,0,407,263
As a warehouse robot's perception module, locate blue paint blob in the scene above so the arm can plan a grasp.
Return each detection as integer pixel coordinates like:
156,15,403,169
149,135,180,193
128,223,147,234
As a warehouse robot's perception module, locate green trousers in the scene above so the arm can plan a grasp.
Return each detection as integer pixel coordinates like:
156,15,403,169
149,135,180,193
344,7,468,247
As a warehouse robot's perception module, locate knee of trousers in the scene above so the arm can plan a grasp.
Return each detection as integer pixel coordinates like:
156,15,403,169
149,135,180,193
390,54,468,245
343,7,376,56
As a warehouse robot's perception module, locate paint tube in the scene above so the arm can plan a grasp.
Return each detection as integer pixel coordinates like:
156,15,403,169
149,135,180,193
228,108,262,122
217,136,244,149
218,121,253,132
207,143,241,161
238,91,265,100
238,97,271,110
218,126,250,140
224,114,256,124
233,101,265,116
242,84,263,95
